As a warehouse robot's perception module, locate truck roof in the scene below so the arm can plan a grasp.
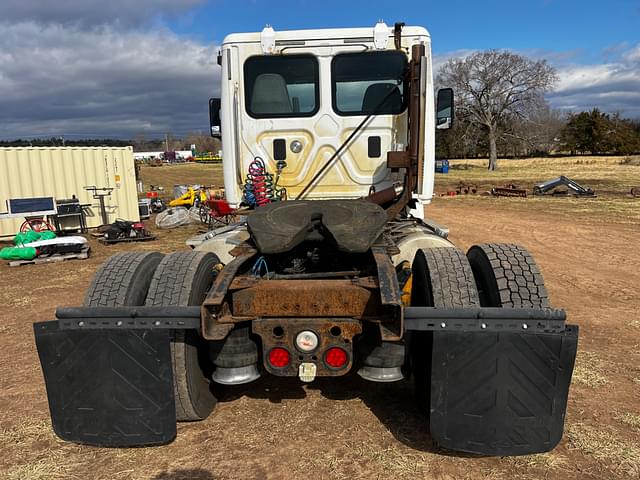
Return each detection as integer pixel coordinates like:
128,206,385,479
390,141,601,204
222,25,430,46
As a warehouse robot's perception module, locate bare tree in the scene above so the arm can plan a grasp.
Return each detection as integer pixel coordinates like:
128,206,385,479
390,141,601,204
502,104,565,156
438,51,557,170
184,132,221,154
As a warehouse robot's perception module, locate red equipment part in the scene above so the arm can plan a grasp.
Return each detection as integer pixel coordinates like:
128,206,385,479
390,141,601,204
20,217,56,233
199,198,239,227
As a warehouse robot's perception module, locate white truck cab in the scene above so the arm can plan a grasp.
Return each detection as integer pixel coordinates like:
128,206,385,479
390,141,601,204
211,23,440,218
33,23,578,458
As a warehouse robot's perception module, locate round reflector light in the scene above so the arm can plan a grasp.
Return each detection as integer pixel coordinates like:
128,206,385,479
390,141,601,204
325,347,348,369
268,347,290,368
295,330,319,352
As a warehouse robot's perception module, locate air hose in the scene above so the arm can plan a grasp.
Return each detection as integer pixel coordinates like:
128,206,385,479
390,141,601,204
243,157,287,207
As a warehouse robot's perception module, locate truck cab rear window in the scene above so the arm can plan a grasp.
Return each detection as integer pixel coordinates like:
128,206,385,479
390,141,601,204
244,55,319,118
332,51,407,116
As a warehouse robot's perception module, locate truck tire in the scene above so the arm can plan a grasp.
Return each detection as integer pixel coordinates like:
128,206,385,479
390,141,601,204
410,247,480,410
411,247,480,308
466,243,550,308
145,251,220,421
84,252,164,306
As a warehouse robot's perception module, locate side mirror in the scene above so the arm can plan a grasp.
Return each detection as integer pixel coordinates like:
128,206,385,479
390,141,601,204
209,97,221,138
436,88,454,130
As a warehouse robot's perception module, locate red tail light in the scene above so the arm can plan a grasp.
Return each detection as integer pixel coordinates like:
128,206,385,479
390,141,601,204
268,347,290,368
324,347,348,369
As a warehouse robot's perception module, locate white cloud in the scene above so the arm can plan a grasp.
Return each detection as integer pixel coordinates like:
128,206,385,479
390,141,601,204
434,44,640,118
0,4,638,141
548,44,640,117
0,21,220,138
0,0,205,29
623,45,640,63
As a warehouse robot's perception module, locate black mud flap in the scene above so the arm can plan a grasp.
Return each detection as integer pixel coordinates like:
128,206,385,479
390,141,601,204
429,326,578,456
34,321,176,447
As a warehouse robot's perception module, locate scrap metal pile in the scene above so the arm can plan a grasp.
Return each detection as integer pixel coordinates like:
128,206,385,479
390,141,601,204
491,183,528,198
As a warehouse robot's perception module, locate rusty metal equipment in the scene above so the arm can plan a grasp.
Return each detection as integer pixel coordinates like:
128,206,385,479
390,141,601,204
491,183,528,198
455,182,478,195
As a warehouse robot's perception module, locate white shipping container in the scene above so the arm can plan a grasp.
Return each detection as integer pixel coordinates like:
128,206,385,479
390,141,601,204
0,147,140,237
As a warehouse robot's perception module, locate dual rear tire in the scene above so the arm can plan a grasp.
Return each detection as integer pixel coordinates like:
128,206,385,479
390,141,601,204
84,251,220,421
410,244,550,410
410,244,549,310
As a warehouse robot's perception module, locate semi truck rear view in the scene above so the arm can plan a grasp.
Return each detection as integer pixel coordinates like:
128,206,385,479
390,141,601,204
34,22,578,456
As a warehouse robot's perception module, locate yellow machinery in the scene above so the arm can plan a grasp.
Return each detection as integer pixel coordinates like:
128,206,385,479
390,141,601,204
168,187,207,208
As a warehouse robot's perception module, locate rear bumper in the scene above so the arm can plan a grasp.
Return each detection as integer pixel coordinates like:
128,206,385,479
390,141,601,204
35,305,578,454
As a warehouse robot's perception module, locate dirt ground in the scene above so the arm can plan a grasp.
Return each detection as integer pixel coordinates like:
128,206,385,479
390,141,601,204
1,159,639,479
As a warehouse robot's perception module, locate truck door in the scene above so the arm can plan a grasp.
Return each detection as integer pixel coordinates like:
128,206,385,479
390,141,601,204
238,49,408,201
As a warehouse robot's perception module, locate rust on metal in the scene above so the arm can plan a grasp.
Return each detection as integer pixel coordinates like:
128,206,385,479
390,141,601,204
231,279,386,318
385,43,425,221
203,321,234,340
203,249,256,307
371,247,402,307
364,184,403,205
228,244,258,257
349,276,378,289
491,183,527,198
371,246,403,341
252,317,362,377
456,182,479,195
387,151,410,169
201,249,256,338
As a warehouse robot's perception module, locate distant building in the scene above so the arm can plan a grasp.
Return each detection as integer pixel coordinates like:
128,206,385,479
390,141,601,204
133,150,193,161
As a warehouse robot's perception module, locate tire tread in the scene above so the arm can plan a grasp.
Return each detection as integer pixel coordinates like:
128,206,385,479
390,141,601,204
145,251,218,421
468,244,549,308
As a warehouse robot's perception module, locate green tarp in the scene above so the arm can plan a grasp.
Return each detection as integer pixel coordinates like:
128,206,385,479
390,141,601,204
14,230,56,246
0,247,37,260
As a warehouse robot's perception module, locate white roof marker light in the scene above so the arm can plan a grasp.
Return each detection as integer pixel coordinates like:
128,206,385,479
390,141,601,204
373,21,390,49
261,25,276,54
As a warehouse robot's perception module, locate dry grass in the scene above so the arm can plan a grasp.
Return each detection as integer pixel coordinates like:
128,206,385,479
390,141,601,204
445,155,640,189
504,452,568,470
1,155,638,480
141,157,640,223
572,351,609,388
0,417,52,446
566,423,640,477
615,412,640,431
439,156,640,224
1,417,75,480
6,457,72,480
140,163,224,194
341,442,431,477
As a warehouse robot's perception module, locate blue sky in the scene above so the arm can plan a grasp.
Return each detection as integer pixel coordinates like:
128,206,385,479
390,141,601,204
0,0,638,139
169,0,640,61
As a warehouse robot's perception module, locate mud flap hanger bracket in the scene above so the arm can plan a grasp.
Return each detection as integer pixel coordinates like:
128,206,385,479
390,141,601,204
55,306,201,330
55,306,569,335
403,306,569,335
